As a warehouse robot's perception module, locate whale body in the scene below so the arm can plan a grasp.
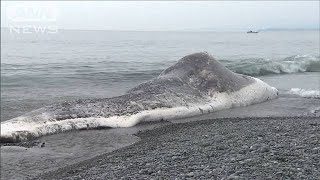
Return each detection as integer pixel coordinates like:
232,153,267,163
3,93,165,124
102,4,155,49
1,52,278,142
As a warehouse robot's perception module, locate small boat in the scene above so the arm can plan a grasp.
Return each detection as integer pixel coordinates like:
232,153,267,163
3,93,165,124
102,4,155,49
247,30,259,33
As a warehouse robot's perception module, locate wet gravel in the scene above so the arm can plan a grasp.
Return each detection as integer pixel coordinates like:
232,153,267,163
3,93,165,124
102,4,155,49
1,141,43,148
36,116,320,179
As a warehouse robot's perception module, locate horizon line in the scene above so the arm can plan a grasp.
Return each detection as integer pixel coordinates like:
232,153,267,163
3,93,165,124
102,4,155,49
1,26,319,33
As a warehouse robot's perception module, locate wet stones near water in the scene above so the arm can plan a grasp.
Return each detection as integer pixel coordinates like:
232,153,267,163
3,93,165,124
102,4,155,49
1,141,43,148
40,142,46,148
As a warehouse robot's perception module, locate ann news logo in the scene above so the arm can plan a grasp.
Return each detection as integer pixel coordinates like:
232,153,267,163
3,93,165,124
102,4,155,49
7,5,59,34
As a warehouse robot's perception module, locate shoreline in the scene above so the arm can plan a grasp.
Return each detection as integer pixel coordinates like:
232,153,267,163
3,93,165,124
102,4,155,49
36,116,320,179
2,94,319,179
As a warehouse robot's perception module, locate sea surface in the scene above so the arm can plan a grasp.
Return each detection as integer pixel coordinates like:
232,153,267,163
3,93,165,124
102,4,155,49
1,29,320,179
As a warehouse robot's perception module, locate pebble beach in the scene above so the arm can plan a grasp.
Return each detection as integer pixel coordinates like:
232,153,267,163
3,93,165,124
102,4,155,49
36,116,320,179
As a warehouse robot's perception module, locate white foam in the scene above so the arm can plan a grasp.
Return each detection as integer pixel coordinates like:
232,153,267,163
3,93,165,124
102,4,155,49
1,77,278,142
310,107,320,115
288,88,320,98
230,55,320,76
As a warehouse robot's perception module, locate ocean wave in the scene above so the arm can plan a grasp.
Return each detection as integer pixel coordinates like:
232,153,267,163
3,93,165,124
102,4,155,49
287,88,320,98
225,55,320,76
310,107,320,115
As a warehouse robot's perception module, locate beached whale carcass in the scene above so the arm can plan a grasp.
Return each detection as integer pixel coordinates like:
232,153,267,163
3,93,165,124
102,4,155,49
1,52,278,142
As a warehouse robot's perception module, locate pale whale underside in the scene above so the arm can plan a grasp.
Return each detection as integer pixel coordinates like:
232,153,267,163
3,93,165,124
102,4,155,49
1,52,278,142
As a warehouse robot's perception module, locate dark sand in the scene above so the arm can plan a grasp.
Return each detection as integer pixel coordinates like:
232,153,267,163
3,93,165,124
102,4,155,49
35,116,320,179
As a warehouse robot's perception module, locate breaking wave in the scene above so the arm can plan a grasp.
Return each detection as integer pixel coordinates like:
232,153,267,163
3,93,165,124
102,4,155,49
225,55,320,76
288,88,320,98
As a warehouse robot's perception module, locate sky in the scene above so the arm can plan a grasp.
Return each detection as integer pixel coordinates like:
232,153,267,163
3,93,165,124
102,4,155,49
1,1,319,31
